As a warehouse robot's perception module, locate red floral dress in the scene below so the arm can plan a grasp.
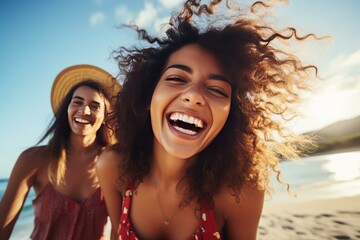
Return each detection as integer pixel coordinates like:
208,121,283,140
118,189,222,240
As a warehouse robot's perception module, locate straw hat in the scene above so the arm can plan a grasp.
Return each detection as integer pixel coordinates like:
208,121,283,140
51,64,121,113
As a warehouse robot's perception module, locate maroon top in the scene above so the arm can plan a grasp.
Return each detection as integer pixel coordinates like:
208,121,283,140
118,189,222,240
31,184,108,240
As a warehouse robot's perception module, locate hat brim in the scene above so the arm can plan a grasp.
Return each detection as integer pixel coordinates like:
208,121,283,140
51,64,121,113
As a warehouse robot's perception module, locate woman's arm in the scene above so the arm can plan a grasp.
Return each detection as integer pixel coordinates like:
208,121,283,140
0,148,39,239
221,184,265,240
96,150,124,240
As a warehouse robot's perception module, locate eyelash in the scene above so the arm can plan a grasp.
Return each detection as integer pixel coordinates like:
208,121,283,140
208,87,229,98
165,75,229,98
71,101,100,110
72,101,83,105
90,105,98,110
166,76,187,83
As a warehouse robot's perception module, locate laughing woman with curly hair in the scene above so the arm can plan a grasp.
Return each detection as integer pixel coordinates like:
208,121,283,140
97,1,322,239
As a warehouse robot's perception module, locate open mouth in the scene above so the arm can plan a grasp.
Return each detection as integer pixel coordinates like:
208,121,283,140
74,117,91,125
168,112,205,136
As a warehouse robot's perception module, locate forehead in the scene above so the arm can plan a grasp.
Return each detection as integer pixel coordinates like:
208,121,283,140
166,44,222,72
72,85,105,103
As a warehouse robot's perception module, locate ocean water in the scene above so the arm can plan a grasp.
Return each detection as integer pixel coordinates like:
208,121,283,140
1,151,360,239
0,179,35,239
271,151,360,202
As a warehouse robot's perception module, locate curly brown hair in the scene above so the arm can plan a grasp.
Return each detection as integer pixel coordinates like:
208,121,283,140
112,0,321,204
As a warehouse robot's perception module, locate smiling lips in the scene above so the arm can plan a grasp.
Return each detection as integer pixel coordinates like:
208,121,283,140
169,112,205,136
74,117,91,124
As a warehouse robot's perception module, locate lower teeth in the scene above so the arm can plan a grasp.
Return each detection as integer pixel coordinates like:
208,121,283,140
174,126,197,135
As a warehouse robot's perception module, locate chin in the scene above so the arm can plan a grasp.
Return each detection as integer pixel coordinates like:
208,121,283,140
165,145,201,160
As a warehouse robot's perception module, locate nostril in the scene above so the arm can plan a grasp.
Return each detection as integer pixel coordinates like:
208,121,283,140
181,87,206,106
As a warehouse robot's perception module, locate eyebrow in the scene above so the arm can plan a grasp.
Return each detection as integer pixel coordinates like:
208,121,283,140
208,73,228,82
165,64,192,73
165,64,229,83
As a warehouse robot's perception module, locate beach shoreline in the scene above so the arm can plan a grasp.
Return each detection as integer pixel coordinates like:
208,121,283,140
257,150,360,239
3,150,360,240
308,145,360,158
259,191,360,239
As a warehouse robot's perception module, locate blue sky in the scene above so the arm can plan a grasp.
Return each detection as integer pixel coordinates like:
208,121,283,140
1,0,360,178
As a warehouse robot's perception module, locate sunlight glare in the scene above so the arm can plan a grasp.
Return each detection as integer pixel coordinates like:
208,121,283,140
322,152,360,181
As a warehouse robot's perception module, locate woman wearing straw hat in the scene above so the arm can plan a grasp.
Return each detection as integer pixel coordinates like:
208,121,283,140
0,64,121,240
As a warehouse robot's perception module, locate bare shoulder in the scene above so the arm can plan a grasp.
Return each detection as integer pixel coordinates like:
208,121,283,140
96,148,125,193
96,149,125,236
215,183,265,239
96,148,123,171
15,146,51,173
216,182,264,217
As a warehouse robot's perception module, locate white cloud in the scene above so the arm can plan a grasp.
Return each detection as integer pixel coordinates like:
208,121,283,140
329,49,360,74
154,16,171,37
90,12,106,27
135,3,158,28
321,50,360,92
158,0,183,8
342,50,360,68
326,74,360,92
115,5,134,24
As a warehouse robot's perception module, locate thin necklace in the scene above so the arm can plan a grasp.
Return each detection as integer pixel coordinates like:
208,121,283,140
153,183,180,226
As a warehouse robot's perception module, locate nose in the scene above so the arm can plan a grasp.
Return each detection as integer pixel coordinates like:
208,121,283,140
181,84,205,106
82,105,91,115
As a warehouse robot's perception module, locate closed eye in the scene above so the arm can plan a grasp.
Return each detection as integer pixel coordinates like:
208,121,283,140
208,87,229,98
166,76,187,84
90,104,101,111
72,100,83,105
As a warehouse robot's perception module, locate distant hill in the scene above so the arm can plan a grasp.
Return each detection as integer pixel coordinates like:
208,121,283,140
307,116,360,143
304,116,360,155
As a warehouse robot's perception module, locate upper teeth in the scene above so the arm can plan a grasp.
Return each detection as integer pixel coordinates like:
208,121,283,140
75,118,90,124
169,112,204,128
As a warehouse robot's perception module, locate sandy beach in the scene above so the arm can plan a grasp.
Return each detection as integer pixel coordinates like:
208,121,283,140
258,195,360,240
3,151,360,240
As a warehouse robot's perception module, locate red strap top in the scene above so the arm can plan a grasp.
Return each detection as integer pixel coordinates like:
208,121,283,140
118,189,222,240
31,184,108,240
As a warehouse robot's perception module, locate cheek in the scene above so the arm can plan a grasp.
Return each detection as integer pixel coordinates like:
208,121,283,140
150,93,161,132
150,86,167,119
95,112,105,123
214,100,231,123
67,107,73,122
209,103,231,142
150,86,171,138
151,85,169,105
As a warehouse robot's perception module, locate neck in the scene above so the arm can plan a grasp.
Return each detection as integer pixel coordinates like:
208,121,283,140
67,133,100,155
150,138,197,191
